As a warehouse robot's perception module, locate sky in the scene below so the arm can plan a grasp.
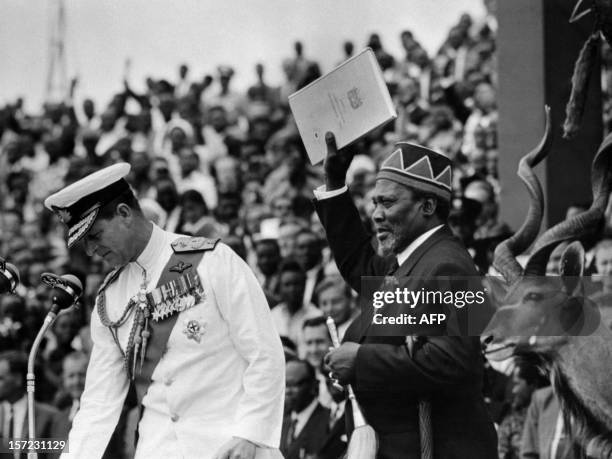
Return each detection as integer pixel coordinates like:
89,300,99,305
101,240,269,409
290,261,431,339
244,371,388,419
0,0,485,111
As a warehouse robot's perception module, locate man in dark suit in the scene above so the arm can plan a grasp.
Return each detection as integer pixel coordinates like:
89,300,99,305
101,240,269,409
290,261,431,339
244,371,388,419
0,351,58,459
281,360,330,459
316,368,348,459
295,229,327,306
316,133,497,459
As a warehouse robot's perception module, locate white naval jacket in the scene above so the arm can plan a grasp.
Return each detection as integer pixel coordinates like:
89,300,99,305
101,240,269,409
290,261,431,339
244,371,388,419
62,225,285,459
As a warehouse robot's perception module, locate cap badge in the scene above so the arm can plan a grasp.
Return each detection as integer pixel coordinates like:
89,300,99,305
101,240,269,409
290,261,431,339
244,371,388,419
52,206,72,224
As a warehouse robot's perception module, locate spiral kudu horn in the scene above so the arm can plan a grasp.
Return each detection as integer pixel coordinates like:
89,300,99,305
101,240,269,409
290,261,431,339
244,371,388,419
492,107,553,284
525,131,612,276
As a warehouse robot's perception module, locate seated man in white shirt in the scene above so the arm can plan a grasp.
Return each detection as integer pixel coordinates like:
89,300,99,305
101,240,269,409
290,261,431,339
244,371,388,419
270,260,322,347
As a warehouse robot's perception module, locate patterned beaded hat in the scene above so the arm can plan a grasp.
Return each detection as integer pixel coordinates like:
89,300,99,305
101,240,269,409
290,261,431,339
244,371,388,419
44,163,131,248
377,142,452,203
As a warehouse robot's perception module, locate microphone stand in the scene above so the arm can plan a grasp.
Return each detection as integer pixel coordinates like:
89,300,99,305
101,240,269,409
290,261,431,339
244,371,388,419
26,303,60,459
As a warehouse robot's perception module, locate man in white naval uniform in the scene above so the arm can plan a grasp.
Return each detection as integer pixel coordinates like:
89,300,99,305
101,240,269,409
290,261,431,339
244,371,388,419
44,163,285,459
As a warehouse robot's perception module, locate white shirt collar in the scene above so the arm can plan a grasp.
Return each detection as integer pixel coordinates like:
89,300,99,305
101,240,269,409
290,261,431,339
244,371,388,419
396,225,444,267
136,224,166,271
2,394,26,410
291,397,319,438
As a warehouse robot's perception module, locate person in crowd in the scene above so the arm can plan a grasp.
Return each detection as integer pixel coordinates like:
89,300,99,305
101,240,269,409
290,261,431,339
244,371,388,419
367,33,395,73
0,351,58,456
294,229,326,306
247,63,275,108
281,359,330,459
177,189,220,238
498,359,548,459
127,150,154,199
263,134,323,205
271,260,322,347
301,317,331,369
337,41,354,65
520,387,584,459
395,77,430,142
464,178,510,241
50,351,125,459
0,296,27,352
589,238,612,328
301,317,333,408
317,133,497,458
462,81,498,164
154,178,182,232
174,63,191,99
45,310,79,393
254,238,282,307
203,66,246,127
277,219,306,259
316,369,349,459
315,276,356,341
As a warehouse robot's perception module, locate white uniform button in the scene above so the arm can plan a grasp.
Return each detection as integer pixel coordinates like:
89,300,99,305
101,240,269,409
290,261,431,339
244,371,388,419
171,413,179,422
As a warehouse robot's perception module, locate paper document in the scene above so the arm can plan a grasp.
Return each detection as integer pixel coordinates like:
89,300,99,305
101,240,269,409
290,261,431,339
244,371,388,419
288,47,397,165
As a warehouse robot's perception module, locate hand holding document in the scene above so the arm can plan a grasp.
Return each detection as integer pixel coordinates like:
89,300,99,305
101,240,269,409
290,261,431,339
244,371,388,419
289,48,397,165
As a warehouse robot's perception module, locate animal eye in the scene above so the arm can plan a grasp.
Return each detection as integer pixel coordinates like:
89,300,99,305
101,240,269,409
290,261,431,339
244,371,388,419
524,292,542,302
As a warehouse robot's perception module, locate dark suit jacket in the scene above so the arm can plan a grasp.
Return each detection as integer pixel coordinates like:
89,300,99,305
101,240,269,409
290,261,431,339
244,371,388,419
0,401,58,459
316,413,347,459
306,265,327,306
280,402,331,459
520,387,583,459
314,191,498,459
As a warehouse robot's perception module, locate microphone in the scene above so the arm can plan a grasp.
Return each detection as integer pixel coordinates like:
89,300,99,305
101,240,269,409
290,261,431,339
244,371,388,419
27,273,83,457
40,273,83,314
0,257,20,294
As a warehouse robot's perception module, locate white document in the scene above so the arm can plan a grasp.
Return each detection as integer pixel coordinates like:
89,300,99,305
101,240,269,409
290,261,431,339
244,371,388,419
288,47,397,165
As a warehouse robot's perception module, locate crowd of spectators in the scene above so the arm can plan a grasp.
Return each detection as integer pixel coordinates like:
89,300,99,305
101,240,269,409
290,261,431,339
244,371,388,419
2,1,612,457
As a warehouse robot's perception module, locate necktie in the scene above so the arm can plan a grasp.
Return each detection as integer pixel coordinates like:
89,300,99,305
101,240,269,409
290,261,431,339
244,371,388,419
385,259,400,276
285,417,298,450
7,404,13,439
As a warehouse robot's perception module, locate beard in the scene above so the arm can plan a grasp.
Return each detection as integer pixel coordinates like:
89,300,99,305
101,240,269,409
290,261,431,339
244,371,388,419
376,232,398,257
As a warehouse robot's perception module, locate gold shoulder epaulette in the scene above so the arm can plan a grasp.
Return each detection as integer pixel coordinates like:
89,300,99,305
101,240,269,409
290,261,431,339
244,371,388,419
171,237,220,253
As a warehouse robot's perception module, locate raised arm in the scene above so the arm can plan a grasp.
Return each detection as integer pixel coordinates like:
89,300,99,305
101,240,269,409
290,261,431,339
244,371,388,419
313,132,391,292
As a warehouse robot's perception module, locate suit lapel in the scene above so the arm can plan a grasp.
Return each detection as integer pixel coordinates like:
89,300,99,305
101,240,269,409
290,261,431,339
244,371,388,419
288,404,324,457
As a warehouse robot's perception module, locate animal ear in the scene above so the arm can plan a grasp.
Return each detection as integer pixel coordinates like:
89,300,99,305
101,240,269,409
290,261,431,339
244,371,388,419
560,241,584,294
484,276,509,309
559,297,584,334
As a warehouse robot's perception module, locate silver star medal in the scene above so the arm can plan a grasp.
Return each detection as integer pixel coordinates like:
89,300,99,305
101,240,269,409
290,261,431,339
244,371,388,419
183,319,206,343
